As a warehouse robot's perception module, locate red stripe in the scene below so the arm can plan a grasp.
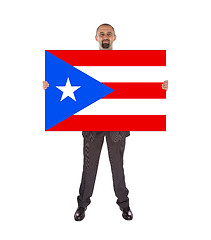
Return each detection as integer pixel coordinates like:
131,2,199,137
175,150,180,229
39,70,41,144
47,115,166,131
102,82,166,99
46,50,166,66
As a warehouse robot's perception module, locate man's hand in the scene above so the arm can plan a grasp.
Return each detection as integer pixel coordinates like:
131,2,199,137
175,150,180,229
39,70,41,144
162,80,168,91
43,81,49,90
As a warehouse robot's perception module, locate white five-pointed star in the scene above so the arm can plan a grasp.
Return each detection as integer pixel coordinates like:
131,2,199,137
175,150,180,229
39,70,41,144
56,77,81,101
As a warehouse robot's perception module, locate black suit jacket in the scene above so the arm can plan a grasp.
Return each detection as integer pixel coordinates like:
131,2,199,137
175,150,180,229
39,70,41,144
82,131,130,142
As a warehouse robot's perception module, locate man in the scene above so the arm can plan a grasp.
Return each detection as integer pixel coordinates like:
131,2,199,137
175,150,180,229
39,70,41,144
43,23,168,221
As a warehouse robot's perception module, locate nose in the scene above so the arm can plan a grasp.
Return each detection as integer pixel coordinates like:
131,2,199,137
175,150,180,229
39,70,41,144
102,33,111,39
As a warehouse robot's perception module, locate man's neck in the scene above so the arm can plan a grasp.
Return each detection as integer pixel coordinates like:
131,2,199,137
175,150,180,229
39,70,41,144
99,46,113,50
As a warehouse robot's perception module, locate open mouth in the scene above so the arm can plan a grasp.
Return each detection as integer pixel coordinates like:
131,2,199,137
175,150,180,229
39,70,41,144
102,40,110,48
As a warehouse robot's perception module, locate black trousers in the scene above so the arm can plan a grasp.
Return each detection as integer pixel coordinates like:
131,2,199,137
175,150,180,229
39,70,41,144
77,131,129,209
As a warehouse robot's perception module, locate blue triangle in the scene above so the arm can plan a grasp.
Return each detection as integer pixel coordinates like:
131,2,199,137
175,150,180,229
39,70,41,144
45,51,114,130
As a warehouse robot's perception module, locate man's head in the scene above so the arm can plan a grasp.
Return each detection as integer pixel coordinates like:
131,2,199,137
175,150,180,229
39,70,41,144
95,23,116,50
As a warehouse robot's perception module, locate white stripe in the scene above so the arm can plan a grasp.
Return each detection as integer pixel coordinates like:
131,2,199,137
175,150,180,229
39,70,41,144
75,99,167,115
76,66,167,82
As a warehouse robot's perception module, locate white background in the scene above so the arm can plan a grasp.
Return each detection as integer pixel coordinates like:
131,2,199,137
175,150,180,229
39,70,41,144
0,0,211,239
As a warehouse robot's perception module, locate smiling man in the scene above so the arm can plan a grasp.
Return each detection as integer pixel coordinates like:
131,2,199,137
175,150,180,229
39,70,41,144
95,24,116,50
74,24,134,221
43,23,168,221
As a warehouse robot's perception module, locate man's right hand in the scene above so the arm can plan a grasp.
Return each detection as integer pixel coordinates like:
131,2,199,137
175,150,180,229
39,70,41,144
43,81,49,90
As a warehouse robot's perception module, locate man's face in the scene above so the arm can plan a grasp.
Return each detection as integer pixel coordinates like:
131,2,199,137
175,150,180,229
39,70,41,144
95,25,116,50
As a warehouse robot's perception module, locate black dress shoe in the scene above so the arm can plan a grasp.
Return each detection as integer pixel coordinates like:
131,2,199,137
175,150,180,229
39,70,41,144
74,207,86,221
121,207,133,220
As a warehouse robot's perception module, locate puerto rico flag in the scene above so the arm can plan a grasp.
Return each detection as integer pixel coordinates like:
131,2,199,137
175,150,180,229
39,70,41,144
45,50,166,131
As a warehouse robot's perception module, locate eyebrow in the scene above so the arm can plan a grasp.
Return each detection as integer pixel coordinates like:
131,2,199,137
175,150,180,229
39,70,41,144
99,31,112,34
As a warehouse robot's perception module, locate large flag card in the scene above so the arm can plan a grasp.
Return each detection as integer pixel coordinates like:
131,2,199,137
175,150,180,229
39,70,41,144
45,50,166,131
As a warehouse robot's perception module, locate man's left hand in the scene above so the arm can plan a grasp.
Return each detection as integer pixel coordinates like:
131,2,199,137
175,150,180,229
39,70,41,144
162,80,168,91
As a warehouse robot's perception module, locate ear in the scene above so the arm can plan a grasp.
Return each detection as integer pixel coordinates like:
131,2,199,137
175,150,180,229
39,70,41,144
95,35,98,41
114,35,116,41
